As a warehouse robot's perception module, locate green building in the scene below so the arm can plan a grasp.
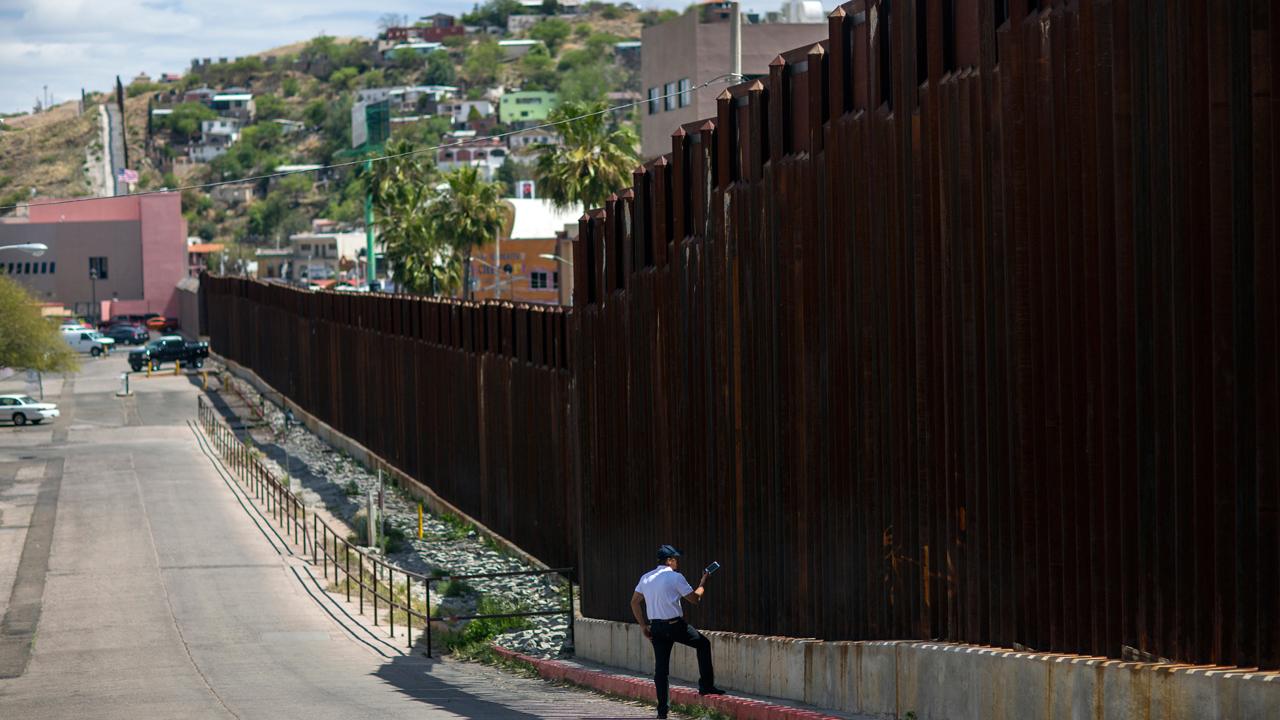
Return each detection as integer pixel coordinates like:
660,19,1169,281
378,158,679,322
499,91,559,126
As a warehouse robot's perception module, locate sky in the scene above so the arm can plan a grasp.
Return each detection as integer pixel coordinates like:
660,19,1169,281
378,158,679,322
0,0,838,115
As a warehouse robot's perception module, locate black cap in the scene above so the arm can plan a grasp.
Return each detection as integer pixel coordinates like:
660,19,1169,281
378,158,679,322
657,544,682,560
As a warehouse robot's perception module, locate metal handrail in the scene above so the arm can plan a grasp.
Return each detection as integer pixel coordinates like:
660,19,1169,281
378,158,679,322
195,395,575,657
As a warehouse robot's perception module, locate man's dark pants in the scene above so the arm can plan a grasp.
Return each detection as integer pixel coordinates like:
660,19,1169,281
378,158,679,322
649,618,714,715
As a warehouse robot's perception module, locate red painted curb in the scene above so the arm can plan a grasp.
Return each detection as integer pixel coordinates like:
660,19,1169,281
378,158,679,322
491,646,843,720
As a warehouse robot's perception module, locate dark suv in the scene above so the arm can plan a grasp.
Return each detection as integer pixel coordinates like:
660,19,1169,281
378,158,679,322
103,323,149,345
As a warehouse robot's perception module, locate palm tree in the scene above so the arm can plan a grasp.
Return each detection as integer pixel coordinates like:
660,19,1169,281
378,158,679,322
368,141,454,294
429,165,507,299
534,100,640,211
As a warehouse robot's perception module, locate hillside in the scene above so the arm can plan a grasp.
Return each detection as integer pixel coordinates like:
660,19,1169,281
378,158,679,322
0,0,661,258
0,99,99,208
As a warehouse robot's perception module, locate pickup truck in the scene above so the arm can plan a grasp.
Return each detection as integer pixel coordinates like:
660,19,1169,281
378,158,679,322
128,335,209,371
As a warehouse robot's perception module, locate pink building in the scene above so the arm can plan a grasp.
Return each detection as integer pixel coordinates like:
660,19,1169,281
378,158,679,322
0,193,188,320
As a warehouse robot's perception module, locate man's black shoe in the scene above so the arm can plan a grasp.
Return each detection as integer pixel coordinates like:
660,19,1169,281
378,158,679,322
656,713,667,719
698,687,726,696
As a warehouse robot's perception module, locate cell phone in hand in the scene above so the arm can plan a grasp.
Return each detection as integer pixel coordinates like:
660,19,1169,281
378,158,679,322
704,561,721,575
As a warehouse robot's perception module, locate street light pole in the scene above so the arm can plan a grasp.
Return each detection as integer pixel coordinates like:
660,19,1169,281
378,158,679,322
89,266,99,323
0,243,48,256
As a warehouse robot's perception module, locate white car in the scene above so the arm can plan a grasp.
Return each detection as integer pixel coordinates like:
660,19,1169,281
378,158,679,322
0,395,60,426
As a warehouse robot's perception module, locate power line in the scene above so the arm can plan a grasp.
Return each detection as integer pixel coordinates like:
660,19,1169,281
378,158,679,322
0,74,743,214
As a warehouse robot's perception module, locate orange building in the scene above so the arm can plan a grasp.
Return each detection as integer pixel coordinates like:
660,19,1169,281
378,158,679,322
469,199,580,305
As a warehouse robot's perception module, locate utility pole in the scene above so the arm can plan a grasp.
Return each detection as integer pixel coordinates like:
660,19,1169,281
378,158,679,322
730,2,742,80
364,158,375,288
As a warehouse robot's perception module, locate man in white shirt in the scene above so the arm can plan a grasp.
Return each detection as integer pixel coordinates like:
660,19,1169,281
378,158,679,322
630,545,724,718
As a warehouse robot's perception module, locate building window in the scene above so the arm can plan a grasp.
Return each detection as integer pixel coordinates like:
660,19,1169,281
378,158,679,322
664,82,677,111
49,262,55,274
23,262,30,274
89,256,109,279
530,271,549,289
553,271,559,289
679,78,691,107
40,262,47,274
648,87,660,114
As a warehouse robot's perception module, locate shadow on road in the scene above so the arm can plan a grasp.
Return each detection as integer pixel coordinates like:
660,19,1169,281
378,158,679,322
372,654,545,719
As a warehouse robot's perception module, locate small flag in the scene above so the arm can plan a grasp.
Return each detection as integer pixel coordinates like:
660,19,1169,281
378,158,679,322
117,168,139,184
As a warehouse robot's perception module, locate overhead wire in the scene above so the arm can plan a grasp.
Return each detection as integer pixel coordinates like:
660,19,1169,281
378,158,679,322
0,73,745,214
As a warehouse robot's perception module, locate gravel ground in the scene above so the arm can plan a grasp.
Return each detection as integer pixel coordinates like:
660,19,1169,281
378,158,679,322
220,373,571,658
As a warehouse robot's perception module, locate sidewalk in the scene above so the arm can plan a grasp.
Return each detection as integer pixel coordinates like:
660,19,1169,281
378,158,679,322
492,645,871,720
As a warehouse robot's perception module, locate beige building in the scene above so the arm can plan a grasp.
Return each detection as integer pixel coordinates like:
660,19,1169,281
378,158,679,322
640,3,827,158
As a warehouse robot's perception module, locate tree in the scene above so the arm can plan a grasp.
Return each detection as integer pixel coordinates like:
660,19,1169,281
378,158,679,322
463,39,504,88
164,102,217,141
518,46,559,91
424,50,457,85
378,13,409,32
0,277,77,374
559,62,614,102
535,99,639,211
368,141,453,294
328,66,360,90
255,93,286,121
429,166,507,299
462,0,524,28
529,18,572,55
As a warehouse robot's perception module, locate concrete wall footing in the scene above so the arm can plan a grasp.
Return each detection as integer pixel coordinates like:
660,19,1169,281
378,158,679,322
575,617,1280,720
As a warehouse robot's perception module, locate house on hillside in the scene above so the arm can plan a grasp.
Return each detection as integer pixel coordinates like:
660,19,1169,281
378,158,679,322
201,117,242,138
498,39,542,61
507,127,560,153
358,85,457,114
518,0,580,14
384,14,464,44
499,90,558,128
436,137,507,181
183,86,216,105
469,198,581,304
210,181,256,206
438,99,495,126
211,91,255,121
381,41,444,62
186,241,225,277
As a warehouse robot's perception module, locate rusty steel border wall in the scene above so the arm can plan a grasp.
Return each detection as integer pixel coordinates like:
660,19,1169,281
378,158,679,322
571,0,1278,671
201,276,578,570
204,0,1279,673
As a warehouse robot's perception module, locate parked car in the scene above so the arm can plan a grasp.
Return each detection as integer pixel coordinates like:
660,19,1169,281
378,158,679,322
103,323,149,345
128,335,209,371
0,395,60,426
61,328,116,356
144,315,179,332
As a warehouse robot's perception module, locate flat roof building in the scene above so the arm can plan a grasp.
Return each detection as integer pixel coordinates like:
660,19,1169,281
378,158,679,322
639,2,827,158
0,194,187,320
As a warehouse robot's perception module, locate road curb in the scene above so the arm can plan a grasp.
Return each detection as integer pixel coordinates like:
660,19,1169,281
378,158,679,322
490,645,842,720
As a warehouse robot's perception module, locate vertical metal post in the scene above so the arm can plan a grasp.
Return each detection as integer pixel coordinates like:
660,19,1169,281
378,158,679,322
426,577,432,657
406,573,413,649
389,567,395,637
358,552,364,614
345,545,351,602
566,569,576,656
365,158,376,286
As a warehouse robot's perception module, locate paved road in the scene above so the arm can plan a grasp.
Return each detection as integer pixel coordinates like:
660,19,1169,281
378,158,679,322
0,357,654,718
